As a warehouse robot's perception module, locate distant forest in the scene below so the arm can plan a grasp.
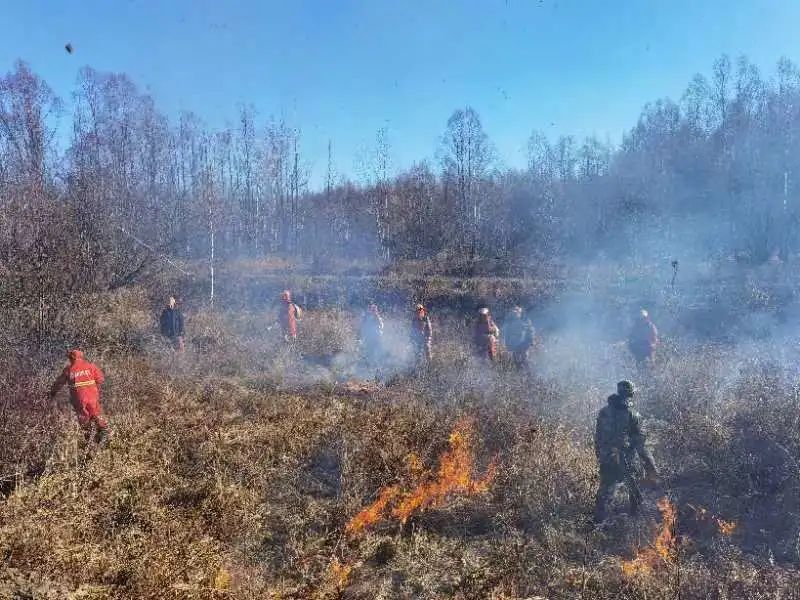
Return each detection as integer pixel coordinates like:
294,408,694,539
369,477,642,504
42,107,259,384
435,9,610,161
2,54,800,293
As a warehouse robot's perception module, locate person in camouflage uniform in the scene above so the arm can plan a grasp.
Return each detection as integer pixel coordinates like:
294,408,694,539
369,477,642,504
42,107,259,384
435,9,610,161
594,380,658,523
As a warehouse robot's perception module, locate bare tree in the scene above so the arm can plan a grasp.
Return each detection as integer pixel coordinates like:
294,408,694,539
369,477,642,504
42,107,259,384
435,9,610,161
0,61,62,188
440,107,493,258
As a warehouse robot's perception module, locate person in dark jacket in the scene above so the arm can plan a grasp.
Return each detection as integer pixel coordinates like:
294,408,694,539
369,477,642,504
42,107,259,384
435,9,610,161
594,380,658,523
503,306,535,367
628,309,659,364
160,296,185,351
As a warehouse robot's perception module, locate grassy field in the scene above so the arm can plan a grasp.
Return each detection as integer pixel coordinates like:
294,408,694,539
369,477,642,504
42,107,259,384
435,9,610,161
2,285,800,599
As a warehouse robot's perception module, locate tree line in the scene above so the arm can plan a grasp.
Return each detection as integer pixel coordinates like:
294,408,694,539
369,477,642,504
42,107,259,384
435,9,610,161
2,55,800,340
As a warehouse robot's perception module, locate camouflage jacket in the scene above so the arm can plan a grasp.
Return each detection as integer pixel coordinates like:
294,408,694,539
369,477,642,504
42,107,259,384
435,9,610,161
595,394,656,473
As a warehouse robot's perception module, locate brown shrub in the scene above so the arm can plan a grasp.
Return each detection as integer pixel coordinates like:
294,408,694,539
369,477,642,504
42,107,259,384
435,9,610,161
2,286,800,598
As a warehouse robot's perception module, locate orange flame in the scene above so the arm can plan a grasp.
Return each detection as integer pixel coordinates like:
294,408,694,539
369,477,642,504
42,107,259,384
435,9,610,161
321,557,363,595
688,503,738,537
621,497,677,577
345,418,496,536
406,452,425,477
391,424,496,524
328,558,353,590
345,485,401,536
715,518,737,536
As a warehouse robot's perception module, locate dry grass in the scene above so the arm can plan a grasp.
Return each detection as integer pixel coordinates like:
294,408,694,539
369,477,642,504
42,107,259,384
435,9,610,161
2,287,800,599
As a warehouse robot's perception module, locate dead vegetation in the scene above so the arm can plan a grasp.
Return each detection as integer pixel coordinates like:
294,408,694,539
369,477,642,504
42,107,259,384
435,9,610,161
1,287,800,599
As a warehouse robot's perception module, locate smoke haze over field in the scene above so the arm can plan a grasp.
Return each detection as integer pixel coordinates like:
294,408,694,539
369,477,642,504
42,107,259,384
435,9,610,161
5,5,800,595
6,42,800,277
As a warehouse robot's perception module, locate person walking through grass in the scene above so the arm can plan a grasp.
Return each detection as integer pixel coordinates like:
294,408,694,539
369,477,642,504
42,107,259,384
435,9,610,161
159,295,185,352
49,349,110,445
410,303,433,366
594,380,657,523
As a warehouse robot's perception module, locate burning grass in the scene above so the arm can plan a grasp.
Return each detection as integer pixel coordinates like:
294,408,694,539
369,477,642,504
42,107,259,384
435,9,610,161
2,287,800,598
688,503,739,537
346,418,497,536
620,497,678,577
346,484,402,536
326,558,357,592
619,499,742,579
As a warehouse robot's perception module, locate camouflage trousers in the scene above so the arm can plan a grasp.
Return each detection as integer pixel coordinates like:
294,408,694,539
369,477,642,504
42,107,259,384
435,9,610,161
594,460,642,522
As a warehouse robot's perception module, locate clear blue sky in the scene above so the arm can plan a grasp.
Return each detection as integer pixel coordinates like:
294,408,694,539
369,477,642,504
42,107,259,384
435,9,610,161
3,0,800,189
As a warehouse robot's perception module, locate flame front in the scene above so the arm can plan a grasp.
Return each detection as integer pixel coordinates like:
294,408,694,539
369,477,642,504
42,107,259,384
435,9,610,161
345,484,401,536
620,497,677,577
330,559,352,588
714,517,737,536
688,503,738,537
406,452,425,477
345,418,496,536
324,558,361,594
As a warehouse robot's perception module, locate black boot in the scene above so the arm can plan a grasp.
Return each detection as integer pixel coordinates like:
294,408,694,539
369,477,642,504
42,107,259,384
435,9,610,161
94,427,109,445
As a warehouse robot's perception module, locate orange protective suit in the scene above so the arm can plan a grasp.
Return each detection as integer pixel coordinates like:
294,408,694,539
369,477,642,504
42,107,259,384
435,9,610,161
50,350,108,434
